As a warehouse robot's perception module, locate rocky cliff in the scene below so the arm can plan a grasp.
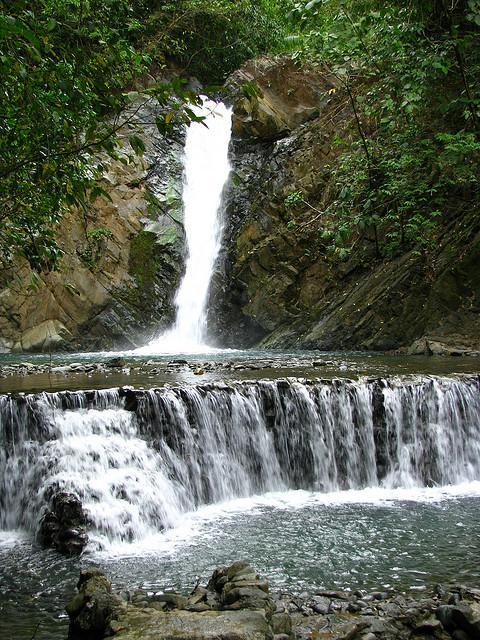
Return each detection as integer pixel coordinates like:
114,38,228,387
0,100,186,353
209,55,480,355
2,56,479,355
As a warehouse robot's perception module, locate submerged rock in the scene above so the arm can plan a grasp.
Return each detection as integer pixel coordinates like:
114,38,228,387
39,492,88,555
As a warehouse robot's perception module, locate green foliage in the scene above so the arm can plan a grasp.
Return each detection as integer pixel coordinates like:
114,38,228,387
0,0,205,271
129,230,160,290
287,0,480,259
284,191,303,209
79,226,114,270
144,188,182,245
0,0,292,272
162,0,294,83
241,82,264,100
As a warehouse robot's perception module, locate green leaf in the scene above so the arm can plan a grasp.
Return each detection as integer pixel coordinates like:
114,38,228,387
89,185,113,203
129,135,146,156
305,0,322,10
0,15,41,48
64,282,81,296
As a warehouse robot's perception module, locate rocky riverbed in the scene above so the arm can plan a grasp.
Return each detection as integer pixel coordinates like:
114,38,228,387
0,356,346,379
0,355,368,394
67,561,480,640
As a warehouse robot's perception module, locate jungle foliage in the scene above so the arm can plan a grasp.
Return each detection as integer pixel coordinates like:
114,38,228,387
287,0,480,260
0,0,289,271
2,0,479,271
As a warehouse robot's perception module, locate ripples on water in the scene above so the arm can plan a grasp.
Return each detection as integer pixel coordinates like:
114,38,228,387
1,489,480,640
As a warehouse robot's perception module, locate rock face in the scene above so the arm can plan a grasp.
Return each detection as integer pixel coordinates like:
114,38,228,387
226,56,336,141
0,100,186,353
39,492,88,555
210,55,480,354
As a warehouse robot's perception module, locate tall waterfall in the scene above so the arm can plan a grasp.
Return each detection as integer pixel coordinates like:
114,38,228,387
139,99,232,354
1,376,479,545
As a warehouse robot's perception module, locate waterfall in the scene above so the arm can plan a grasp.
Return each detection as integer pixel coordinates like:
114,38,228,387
139,99,232,354
1,376,479,545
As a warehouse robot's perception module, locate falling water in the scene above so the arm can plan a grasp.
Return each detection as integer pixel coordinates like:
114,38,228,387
1,376,479,545
139,99,232,354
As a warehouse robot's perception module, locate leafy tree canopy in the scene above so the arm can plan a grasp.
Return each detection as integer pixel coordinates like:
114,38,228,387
0,0,290,271
286,0,480,259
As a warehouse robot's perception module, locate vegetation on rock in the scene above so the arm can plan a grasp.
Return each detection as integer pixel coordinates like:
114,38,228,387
0,0,289,273
286,0,480,260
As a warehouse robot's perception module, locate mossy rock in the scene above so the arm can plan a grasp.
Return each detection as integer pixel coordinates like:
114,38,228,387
129,230,161,290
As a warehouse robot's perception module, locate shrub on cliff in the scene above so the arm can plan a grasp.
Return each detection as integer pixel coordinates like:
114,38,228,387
287,0,480,260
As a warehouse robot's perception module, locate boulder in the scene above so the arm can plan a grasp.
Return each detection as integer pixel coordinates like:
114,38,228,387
206,562,276,619
39,492,88,555
436,602,480,639
65,562,286,640
117,608,273,640
227,55,336,141
13,319,71,352
150,593,188,610
67,568,127,640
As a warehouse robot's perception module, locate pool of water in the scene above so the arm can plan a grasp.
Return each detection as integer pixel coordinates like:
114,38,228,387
1,486,480,640
1,350,479,394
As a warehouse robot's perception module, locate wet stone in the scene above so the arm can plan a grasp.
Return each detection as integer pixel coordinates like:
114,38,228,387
414,616,443,633
151,593,188,609
39,492,88,555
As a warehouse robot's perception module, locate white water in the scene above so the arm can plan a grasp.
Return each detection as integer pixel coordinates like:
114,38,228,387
92,481,480,556
1,376,480,547
138,99,232,355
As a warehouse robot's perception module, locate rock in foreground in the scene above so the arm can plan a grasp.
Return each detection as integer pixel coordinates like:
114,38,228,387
66,562,480,640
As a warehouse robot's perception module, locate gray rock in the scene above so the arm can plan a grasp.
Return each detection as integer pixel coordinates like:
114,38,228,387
118,608,274,640
436,602,480,639
338,621,369,640
271,612,292,635
39,492,88,555
206,592,221,609
380,602,402,616
188,587,208,606
274,601,286,614
67,568,126,639
186,603,211,613
151,593,188,610
227,561,253,580
222,586,271,606
413,616,443,633
224,580,269,595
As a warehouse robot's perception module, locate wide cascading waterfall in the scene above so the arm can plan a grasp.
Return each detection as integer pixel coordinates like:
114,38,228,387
1,376,479,544
139,100,232,354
